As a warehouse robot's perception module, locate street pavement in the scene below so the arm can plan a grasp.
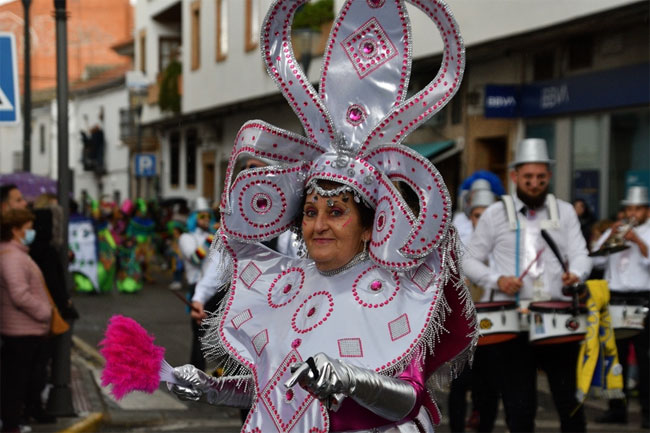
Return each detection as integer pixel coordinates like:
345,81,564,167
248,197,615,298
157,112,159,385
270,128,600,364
28,267,649,432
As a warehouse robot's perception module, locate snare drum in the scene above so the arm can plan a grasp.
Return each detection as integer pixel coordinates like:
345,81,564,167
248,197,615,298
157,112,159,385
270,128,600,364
609,296,649,339
475,301,520,346
528,301,588,345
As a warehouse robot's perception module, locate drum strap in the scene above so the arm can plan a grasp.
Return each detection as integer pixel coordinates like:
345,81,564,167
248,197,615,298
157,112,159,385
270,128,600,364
501,194,560,230
502,195,521,303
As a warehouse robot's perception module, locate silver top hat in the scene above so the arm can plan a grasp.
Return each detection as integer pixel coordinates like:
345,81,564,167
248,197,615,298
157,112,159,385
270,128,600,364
470,178,492,191
509,138,554,168
193,196,211,213
470,189,496,210
621,186,649,206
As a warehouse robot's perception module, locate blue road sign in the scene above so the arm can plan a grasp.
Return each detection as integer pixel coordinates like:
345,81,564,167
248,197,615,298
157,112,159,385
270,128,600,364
135,154,157,177
0,33,20,124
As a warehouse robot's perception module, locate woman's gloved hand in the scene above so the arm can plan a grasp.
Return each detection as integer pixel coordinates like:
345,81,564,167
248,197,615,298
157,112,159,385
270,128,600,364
167,364,253,408
284,353,416,421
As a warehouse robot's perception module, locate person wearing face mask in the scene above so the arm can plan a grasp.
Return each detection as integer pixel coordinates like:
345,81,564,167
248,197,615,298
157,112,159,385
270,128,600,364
0,208,54,432
464,138,592,432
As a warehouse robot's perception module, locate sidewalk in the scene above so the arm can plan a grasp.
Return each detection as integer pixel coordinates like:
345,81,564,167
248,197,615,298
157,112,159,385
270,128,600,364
29,336,241,433
30,335,648,433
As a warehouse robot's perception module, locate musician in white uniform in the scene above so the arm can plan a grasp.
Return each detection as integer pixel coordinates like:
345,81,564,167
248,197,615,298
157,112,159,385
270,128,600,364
592,185,650,429
464,138,592,432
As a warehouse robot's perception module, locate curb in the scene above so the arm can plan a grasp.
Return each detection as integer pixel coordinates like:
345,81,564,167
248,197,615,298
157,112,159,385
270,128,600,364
72,335,105,367
57,412,104,433
59,336,106,433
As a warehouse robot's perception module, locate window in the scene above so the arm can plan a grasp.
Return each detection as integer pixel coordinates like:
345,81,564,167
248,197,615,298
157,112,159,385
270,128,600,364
139,29,147,73
119,108,136,140
191,1,201,70
12,151,22,172
244,0,259,52
159,36,181,72
170,131,180,186
39,124,45,154
568,35,593,71
216,0,228,62
185,129,198,188
533,50,554,81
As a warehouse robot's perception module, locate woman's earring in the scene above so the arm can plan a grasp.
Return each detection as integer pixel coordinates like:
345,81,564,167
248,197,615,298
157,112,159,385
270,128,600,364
362,240,368,254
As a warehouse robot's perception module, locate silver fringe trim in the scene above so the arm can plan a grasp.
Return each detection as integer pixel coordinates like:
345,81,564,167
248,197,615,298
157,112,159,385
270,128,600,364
379,227,478,388
201,227,478,392
207,229,234,292
201,290,254,379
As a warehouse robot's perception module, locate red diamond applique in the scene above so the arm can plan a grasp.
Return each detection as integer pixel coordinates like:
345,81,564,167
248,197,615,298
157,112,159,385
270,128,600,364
261,350,317,432
341,17,398,79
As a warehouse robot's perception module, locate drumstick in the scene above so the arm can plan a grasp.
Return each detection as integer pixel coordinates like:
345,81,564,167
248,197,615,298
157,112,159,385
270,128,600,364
540,229,568,273
169,289,201,313
518,247,545,281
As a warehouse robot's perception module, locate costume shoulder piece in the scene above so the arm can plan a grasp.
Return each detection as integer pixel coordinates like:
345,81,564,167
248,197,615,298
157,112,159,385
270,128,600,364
204,1,477,431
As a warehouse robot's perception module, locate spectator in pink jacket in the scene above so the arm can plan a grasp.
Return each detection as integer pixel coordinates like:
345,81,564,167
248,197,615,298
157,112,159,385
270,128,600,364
0,208,52,433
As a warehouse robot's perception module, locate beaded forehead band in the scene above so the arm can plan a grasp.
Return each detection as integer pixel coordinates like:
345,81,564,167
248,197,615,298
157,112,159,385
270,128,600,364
219,0,464,271
306,180,362,205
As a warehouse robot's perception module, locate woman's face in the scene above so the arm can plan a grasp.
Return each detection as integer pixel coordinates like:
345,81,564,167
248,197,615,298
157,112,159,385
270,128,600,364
573,200,585,217
12,221,33,242
302,191,371,271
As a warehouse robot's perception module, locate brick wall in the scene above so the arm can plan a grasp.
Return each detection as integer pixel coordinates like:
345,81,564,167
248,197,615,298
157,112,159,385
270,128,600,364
0,0,133,91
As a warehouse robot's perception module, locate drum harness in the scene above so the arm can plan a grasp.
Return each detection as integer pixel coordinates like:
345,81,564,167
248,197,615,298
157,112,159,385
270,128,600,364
500,194,560,305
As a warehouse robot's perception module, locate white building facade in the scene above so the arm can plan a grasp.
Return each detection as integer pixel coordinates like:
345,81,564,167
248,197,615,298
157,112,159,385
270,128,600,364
132,0,645,213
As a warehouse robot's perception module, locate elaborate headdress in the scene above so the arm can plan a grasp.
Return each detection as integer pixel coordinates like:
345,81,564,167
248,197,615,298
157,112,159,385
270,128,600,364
219,0,464,272
205,2,475,431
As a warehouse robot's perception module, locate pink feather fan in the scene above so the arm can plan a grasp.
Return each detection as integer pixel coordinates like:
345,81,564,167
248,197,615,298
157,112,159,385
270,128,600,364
99,315,177,400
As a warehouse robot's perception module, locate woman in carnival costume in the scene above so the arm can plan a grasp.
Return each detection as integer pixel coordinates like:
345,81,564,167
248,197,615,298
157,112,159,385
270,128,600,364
167,0,476,431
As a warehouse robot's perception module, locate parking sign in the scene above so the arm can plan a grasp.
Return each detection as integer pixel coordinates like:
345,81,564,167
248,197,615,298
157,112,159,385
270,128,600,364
135,154,156,177
0,33,20,124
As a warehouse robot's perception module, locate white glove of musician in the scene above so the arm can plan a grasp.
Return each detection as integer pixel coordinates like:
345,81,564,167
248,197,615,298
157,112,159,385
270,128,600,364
167,364,253,408
284,352,416,421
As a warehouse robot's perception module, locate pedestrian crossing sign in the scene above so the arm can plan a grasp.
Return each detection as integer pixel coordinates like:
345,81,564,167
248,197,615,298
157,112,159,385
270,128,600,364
0,32,20,124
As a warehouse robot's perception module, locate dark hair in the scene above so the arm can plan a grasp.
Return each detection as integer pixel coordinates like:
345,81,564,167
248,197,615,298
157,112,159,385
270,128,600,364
0,184,19,204
0,208,35,242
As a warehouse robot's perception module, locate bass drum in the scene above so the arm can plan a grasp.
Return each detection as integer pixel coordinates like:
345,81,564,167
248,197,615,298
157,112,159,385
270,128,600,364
475,301,520,346
528,301,588,345
609,294,649,340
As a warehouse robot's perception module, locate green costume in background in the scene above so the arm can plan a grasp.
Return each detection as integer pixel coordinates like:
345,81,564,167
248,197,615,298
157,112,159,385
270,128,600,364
97,222,117,292
127,199,155,282
116,238,143,293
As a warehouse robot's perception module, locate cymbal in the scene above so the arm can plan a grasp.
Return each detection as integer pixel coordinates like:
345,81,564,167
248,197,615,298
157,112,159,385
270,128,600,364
588,244,630,257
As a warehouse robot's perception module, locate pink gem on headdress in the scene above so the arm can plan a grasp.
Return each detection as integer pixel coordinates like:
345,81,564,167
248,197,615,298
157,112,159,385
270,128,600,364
283,284,292,294
346,104,366,126
370,280,383,291
360,38,377,58
291,338,301,349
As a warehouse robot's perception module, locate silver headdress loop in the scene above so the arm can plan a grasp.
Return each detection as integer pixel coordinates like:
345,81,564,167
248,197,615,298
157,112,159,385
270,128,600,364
220,0,465,272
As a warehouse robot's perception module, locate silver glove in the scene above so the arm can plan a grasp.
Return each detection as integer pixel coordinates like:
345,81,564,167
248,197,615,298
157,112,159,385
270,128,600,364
167,364,253,408
284,353,416,421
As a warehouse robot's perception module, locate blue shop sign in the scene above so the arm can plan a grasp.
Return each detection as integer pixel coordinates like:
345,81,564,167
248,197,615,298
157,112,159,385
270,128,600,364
484,64,650,118
484,85,520,118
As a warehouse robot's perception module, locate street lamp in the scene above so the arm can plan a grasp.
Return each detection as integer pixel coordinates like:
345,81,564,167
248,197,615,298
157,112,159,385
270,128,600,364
48,0,75,417
22,0,31,172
